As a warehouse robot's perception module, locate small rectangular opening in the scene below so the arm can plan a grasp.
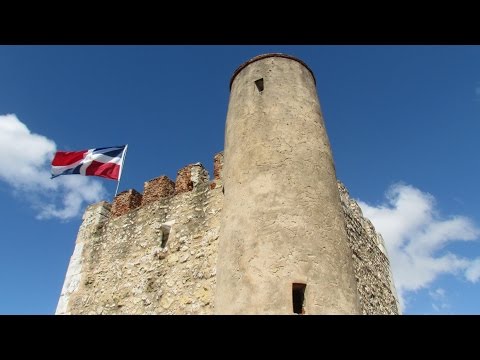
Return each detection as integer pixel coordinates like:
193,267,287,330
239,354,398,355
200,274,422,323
160,233,169,248
160,226,171,248
255,78,264,92
292,283,306,314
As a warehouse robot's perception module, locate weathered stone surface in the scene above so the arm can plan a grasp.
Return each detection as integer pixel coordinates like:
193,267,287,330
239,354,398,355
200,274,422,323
175,166,194,194
210,152,224,190
338,182,400,314
57,178,399,315
58,176,222,315
142,176,175,206
175,164,209,195
56,169,399,315
56,201,111,314
213,152,224,180
111,189,142,217
216,54,361,314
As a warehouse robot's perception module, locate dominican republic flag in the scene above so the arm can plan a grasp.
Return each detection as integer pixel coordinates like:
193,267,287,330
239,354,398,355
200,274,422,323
51,145,127,180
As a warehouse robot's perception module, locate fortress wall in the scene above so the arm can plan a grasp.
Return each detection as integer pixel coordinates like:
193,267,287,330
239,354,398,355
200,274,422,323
56,54,400,315
338,182,400,314
56,201,111,314
56,53,400,315
57,159,400,315
56,155,224,315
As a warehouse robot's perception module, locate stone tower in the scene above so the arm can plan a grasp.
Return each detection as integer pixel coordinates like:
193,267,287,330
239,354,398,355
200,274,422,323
215,54,361,314
56,53,400,315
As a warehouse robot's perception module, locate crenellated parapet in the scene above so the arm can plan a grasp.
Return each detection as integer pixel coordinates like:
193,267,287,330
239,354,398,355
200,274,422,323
58,152,225,315
213,152,224,181
107,152,223,218
111,189,143,217
174,163,210,195
142,176,175,206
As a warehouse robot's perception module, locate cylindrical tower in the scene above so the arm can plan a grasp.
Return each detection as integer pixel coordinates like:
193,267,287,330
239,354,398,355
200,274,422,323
215,54,361,314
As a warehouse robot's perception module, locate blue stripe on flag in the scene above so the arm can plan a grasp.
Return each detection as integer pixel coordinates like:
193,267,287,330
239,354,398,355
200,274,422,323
97,149,124,158
93,145,125,151
51,164,82,178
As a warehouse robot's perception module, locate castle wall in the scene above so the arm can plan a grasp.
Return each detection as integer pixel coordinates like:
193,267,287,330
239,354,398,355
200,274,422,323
56,201,111,314
56,53,400,315
338,183,401,314
56,161,224,315
57,161,399,315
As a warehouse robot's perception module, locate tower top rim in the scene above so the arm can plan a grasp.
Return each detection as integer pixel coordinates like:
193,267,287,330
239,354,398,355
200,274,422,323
229,53,316,90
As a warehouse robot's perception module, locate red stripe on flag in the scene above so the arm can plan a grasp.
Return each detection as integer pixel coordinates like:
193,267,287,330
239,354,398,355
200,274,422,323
86,160,121,180
51,150,87,166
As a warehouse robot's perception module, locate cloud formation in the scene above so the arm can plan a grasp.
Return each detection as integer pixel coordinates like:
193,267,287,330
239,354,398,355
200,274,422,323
465,258,480,283
429,288,449,312
358,183,480,311
0,114,107,220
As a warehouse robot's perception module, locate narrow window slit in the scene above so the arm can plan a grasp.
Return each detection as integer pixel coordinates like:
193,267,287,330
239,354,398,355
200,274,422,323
292,283,306,314
255,78,264,92
160,233,169,248
160,225,171,248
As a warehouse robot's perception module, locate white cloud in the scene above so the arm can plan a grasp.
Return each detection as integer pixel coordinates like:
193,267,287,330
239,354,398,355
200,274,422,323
358,183,480,312
429,288,449,312
465,258,480,282
0,114,107,220
429,288,446,300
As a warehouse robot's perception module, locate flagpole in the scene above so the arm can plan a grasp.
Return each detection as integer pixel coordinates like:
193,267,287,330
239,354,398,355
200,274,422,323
114,144,128,198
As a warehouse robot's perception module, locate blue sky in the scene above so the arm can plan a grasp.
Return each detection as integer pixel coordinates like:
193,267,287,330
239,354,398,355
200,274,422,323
0,45,479,314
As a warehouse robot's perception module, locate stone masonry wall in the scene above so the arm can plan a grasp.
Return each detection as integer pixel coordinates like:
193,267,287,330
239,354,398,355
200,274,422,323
56,158,224,315
57,152,399,315
338,182,400,314
56,201,112,314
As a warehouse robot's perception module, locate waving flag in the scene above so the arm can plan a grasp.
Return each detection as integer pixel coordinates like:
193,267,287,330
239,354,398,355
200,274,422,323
51,145,127,181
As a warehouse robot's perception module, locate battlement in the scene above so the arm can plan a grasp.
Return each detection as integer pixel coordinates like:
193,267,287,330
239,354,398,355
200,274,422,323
58,152,225,315
109,152,224,217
